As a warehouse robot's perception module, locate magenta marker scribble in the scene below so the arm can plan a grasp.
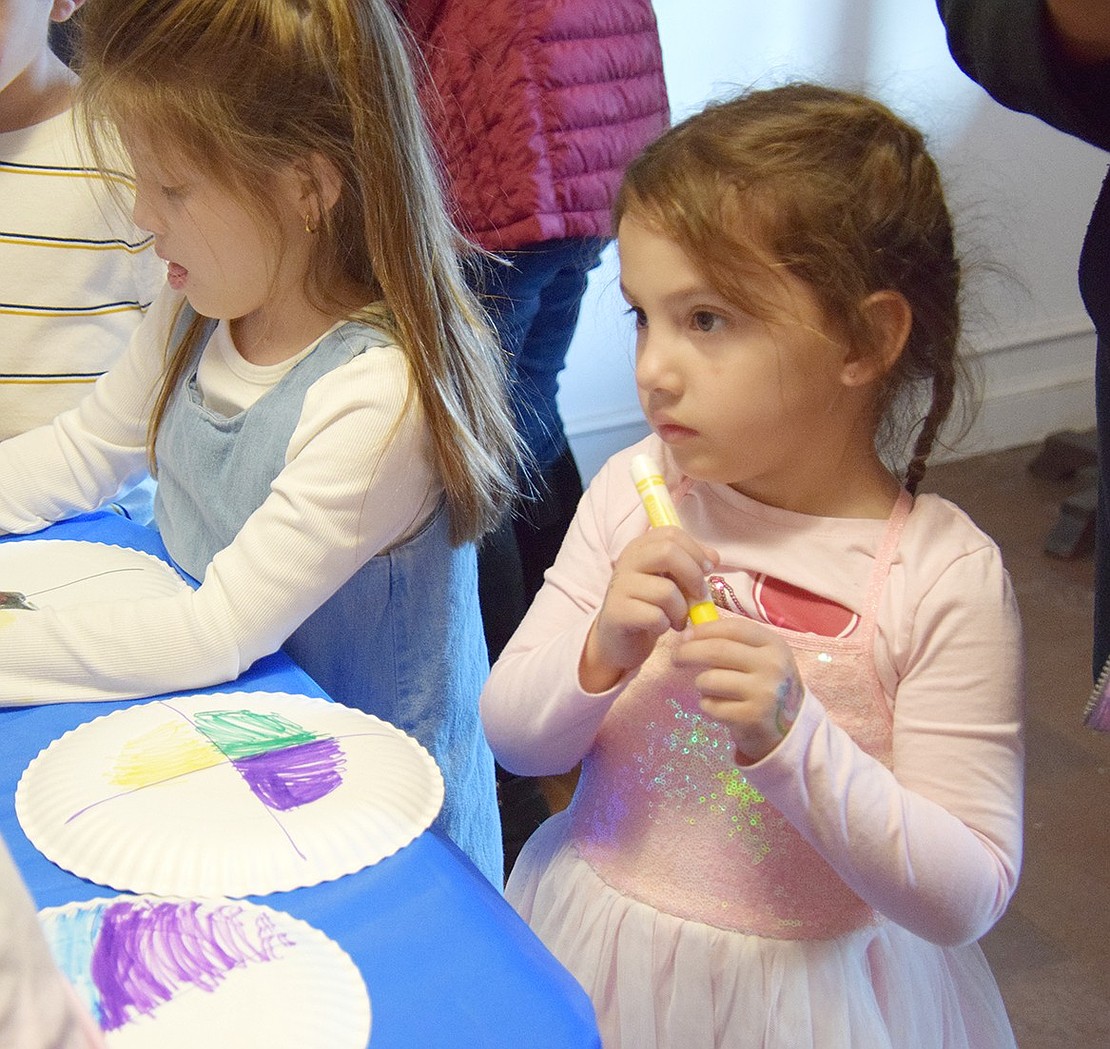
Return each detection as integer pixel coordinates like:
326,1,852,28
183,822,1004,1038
91,899,292,1031
233,736,345,810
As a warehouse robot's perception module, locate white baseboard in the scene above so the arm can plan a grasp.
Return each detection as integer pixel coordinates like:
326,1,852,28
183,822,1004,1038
938,322,1097,461
567,325,1098,482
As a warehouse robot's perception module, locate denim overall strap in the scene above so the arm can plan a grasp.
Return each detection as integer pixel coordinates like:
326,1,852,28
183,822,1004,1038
153,308,389,578
151,306,501,884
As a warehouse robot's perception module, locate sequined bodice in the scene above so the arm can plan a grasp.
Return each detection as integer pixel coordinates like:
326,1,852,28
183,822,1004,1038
568,492,910,940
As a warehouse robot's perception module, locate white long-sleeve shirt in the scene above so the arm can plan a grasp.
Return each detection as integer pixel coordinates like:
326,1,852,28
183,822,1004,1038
481,437,1025,946
0,287,438,704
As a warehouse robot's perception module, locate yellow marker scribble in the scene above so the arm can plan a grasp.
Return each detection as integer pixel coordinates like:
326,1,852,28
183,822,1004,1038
0,610,17,631
110,720,225,788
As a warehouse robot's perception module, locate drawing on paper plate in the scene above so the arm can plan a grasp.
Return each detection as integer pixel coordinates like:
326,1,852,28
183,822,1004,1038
18,692,444,897
0,540,189,609
101,707,347,817
41,896,371,1048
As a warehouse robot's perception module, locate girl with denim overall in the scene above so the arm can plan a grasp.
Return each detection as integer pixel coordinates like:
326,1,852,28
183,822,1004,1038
0,0,520,885
481,86,1024,1045
154,309,500,879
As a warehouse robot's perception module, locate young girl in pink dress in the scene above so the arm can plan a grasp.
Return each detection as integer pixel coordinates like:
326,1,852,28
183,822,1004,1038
480,83,1023,1048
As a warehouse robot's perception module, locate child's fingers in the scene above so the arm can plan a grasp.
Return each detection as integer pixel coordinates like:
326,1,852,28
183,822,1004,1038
675,615,773,647
630,523,717,565
677,629,798,694
615,526,717,607
672,617,783,673
584,575,691,692
603,567,692,633
673,618,805,761
694,666,804,764
585,529,721,689
697,667,805,758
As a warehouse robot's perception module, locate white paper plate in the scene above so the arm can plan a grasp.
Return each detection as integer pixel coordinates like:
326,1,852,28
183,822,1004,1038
0,539,188,609
18,692,444,896
40,895,371,1048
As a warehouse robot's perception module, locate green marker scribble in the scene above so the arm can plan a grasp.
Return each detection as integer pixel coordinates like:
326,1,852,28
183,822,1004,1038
194,710,319,761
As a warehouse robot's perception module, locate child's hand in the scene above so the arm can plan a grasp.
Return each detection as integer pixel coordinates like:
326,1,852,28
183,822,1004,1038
580,527,717,693
673,618,804,764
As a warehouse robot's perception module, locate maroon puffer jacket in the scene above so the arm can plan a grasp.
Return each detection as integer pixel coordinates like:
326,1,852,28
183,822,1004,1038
398,0,670,250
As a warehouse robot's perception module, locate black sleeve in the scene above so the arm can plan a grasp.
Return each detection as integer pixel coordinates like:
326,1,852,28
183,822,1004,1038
937,0,1110,153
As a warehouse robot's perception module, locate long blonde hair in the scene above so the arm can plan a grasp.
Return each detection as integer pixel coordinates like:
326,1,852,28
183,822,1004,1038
76,0,520,542
615,84,969,494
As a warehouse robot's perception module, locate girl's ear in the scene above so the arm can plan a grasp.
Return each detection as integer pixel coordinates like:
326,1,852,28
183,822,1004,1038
51,0,86,24
841,290,912,387
293,152,344,229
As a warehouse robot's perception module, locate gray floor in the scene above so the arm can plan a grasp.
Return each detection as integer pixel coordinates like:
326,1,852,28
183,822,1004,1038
541,441,1110,1045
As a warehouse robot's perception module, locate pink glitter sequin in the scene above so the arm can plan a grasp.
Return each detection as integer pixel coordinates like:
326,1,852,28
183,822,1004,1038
569,492,911,940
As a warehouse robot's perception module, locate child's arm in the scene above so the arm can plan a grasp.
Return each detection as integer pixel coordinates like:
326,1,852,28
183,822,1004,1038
0,314,436,704
728,536,1023,947
0,291,174,534
481,445,714,775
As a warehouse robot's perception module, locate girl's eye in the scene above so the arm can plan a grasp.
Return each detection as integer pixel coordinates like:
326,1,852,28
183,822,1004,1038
691,310,723,333
625,306,648,329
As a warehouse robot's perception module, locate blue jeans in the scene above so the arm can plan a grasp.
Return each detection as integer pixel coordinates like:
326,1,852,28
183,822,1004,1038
473,237,606,473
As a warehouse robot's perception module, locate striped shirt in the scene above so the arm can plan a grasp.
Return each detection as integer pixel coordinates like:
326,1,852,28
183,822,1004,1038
0,109,164,440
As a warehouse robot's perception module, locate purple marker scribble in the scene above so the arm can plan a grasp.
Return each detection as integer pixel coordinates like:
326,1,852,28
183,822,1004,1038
233,736,345,810
188,708,346,810
91,899,292,1031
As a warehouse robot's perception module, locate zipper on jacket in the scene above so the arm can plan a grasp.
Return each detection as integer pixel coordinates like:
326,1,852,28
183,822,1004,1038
1084,652,1110,729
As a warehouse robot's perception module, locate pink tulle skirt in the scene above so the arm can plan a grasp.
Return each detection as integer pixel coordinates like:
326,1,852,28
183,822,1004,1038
506,811,1016,1049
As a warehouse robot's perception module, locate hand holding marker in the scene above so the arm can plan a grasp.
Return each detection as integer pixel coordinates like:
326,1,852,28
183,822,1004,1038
630,454,718,625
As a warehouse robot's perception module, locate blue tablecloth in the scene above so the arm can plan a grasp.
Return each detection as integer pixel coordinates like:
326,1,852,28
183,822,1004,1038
0,511,599,1049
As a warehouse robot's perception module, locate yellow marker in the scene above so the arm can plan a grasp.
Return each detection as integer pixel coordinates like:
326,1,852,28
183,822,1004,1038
630,454,718,624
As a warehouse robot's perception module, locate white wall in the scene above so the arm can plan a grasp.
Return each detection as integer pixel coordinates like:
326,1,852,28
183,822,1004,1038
559,0,1106,482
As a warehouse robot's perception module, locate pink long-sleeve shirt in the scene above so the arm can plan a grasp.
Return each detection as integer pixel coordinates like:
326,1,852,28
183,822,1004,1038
481,437,1024,947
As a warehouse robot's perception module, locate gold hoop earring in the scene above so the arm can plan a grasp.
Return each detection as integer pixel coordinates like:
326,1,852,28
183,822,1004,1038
304,214,317,234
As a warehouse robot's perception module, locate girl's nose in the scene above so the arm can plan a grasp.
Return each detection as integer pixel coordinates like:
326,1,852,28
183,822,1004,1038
635,333,681,394
131,191,160,235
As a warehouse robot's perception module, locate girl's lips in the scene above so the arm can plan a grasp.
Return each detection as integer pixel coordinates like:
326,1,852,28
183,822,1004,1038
166,262,188,290
655,421,698,442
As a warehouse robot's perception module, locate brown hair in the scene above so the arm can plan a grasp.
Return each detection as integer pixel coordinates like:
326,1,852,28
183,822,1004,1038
75,0,520,542
615,83,969,494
